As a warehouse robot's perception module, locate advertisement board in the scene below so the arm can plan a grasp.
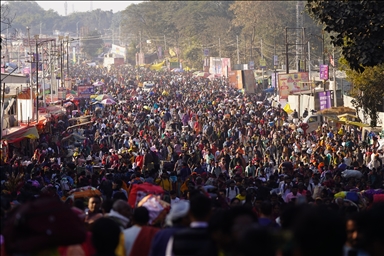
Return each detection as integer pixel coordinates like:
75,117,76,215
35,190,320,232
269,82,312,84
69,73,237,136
242,70,256,94
77,85,95,98
209,57,222,75
278,72,309,99
228,70,243,90
111,44,126,57
318,91,332,110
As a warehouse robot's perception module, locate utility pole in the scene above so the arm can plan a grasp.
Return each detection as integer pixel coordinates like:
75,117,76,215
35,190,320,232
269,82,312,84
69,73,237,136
66,36,69,79
27,26,33,119
332,45,337,107
34,35,39,122
261,38,264,86
274,36,277,96
285,27,289,74
119,25,121,45
6,27,9,63
218,37,221,59
244,34,246,64
308,41,311,81
76,21,80,39
236,35,239,64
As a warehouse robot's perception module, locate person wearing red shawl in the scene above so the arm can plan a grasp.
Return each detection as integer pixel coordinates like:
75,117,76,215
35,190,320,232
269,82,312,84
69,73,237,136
123,207,159,256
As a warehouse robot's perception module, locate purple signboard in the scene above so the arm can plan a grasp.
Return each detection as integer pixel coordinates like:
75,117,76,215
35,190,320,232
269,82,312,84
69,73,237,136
318,91,332,110
319,65,329,80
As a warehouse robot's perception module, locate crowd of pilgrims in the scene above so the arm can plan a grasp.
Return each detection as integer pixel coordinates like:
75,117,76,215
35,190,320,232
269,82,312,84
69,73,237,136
1,63,384,256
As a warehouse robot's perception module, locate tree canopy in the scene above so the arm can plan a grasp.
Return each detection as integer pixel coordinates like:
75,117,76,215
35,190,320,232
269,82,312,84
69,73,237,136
306,0,384,72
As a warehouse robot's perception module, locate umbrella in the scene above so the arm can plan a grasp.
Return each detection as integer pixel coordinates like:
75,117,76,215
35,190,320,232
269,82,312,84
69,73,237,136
143,106,151,111
68,186,101,199
101,98,116,105
93,81,104,86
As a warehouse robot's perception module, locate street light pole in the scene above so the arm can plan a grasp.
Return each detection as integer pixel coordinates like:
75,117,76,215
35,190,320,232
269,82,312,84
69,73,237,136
66,36,69,79
34,35,39,122
76,21,80,39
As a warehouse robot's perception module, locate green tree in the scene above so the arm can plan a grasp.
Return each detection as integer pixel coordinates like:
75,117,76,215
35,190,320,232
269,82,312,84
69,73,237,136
306,0,384,72
81,30,104,59
340,60,384,127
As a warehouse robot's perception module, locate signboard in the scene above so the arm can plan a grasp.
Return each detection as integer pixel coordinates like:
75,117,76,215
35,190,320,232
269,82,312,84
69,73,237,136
170,62,180,69
318,91,332,110
228,70,243,90
249,61,255,70
278,72,309,100
243,70,256,94
260,58,266,69
77,85,95,98
320,65,329,80
203,48,209,57
273,55,278,67
111,44,126,57
271,72,277,88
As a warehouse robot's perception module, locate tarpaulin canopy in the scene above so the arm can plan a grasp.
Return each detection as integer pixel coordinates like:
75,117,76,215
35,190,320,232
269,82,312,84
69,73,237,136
2,126,39,144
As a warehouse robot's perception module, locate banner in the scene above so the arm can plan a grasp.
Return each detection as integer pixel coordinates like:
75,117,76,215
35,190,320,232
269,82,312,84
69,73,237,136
260,58,266,69
273,55,278,67
209,57,222,75
278,72,309,100
249,61,254,70
221,58,231,78
72,47,76,64
77,85,95,98
319,65,329,80
169,48,176,57
111,44,126,57
157,46,162,59
149,61,165,71
318,91,332,110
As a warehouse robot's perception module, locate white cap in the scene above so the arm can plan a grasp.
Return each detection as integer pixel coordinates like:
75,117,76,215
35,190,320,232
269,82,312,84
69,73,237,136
165,200,190,227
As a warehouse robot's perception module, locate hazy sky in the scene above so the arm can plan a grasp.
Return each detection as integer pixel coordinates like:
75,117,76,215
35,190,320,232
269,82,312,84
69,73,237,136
35,1,143,16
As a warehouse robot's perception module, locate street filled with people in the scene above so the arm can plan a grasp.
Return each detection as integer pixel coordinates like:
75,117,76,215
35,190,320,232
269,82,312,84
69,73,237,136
1,63,384,256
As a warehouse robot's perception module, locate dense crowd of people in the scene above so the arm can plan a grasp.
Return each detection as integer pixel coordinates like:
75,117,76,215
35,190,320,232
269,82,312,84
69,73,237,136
1,63,384,256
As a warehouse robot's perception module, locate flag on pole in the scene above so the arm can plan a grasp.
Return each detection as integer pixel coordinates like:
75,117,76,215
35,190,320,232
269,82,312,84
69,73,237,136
329,54,335,67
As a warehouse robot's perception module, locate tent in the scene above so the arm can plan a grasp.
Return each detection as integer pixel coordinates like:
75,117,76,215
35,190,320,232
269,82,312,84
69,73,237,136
128,183,164,208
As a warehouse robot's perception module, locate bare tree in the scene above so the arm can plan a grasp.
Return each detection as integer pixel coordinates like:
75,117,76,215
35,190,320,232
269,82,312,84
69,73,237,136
1,3,14,32
1,3,15,52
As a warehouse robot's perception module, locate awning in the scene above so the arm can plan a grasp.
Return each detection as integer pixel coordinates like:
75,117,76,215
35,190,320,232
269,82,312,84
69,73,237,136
2,126,39,143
